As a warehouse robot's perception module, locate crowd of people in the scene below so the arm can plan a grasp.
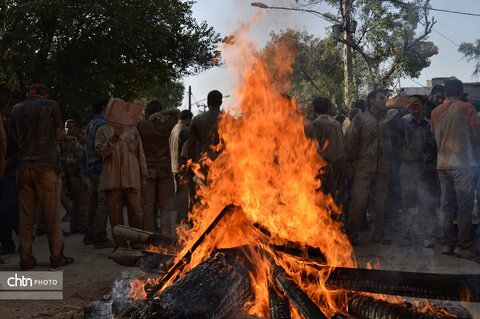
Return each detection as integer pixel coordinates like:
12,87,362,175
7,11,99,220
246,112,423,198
0,79,479,270
307,78,480,263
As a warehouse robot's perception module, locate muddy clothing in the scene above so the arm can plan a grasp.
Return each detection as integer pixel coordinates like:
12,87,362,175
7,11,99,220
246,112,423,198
305,114,345,163
431,99,480,250
10,98,63,171
85,114,107,175
96,124,147,246
345,108,391,241
10,97,66,268
137,109,179,233
84,173,108,243
187,109,222,162
59,139,86,232
345,108,392,176
137,109,179,171
424,100,437,120
431,99,480,169
393,114,438,241
170,122,191,224
84,114,108,243
170,122,190,174
96,125,147,191
394,115,437,164
106,188,142,247
305,114,345,204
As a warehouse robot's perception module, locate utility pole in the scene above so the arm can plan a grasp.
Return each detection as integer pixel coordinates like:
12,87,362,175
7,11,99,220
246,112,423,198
343,0,354,109
188,85,192,111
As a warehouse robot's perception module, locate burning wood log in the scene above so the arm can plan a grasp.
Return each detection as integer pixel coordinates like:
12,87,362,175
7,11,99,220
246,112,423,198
117,248,256,319
146,204,237,299
308,265,480,302
272,266,328,319
253,222,327,262
346,294,470,319
268,283,291,319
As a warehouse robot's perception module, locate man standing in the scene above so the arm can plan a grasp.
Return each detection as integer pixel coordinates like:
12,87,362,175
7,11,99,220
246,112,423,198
393,95,437,248
304,96,345,205
345,89,391,245
10,83,74,269
424,84,445,119
96,112,148,248
431,79,480,260
83,97,114,249
169,110,193,225
137,101,179,234
187,90,223,170
59,119,85,233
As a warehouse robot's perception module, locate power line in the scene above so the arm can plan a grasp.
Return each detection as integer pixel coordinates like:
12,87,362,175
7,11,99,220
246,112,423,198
431,28,459,47
388,0,480,17
429,7,480,17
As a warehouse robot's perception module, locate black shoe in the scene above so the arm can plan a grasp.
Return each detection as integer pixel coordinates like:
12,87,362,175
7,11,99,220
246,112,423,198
19,258,37,271
94,239,115,249
50,256,75,268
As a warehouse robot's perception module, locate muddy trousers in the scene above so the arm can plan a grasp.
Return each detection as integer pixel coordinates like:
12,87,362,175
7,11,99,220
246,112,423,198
106,188,142,247
438,168,478,249
347,172,389,239
85,173,108,243
64,168,87,232
141,168,173,234
17,168,64,268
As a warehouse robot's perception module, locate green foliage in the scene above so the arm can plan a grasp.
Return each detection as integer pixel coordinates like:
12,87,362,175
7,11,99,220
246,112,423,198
459,39,480,77
298,0,438,90
0,0,220,122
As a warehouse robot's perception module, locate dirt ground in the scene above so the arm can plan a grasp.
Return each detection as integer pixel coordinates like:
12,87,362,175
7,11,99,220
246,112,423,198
0,210,479,319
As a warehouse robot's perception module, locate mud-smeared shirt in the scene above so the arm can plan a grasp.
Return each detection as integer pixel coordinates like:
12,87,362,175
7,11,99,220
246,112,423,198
345,108,392,175
10,98,62,171
431,98,479,169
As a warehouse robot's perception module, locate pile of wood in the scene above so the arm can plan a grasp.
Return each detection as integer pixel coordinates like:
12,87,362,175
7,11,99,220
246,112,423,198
111,205,477,319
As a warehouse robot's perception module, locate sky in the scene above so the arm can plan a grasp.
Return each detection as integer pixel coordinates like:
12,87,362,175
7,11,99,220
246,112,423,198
181,0,480,112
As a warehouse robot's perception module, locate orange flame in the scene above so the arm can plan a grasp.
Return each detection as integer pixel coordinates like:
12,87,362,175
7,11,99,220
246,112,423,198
147,13,356,317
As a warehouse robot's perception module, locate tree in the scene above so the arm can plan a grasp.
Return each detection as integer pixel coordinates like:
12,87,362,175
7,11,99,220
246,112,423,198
297,0,438,91
459,39,480,77
0,0,221,122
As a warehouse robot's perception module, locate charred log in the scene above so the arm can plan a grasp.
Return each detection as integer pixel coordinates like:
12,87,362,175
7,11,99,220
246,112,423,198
118,248,255,319
273,266,328,319
319,266,480,302
147,204,237,299
253,222,327,262
347,294,467,319
268,283,291,319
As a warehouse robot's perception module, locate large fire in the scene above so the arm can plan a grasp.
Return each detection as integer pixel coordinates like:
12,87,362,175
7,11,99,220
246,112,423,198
134,14,357,318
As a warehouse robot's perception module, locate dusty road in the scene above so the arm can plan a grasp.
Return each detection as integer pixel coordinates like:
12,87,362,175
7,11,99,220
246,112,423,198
0,216,479,318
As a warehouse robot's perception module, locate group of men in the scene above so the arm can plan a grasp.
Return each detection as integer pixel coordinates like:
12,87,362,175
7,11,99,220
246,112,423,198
0,83,224,270
1,78,478,269
307,78,480,262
